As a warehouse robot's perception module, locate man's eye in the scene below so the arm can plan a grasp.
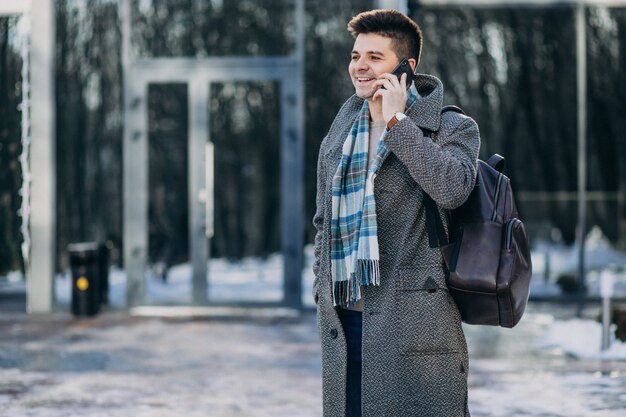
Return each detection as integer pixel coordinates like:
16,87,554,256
371,56,380,60
351,56,358,60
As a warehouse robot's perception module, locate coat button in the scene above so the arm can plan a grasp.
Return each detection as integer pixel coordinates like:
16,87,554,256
460,362,466,374
330,328,338,339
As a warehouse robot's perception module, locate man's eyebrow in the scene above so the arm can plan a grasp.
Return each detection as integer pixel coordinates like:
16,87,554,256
351,50,386,56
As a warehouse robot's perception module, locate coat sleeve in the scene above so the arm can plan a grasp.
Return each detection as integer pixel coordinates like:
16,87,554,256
311,138,328,304
384,115,480,210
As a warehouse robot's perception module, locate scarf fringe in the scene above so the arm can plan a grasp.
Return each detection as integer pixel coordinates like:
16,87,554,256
333,260,380,307
357,259,380,286
334,280,349,307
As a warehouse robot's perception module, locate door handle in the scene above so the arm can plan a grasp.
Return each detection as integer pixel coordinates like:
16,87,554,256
205,142,214,239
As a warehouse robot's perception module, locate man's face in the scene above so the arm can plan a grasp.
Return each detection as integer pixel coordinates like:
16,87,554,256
349,33,400,99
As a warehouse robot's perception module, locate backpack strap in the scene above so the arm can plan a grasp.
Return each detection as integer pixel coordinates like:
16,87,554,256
441,105,465,115
487,153,505,173
424,195,448,247
422,105,464,248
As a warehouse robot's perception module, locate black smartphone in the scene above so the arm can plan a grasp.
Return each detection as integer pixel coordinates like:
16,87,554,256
385,58,414,89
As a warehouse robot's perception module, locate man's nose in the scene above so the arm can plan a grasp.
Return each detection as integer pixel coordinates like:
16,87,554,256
354,57,369,72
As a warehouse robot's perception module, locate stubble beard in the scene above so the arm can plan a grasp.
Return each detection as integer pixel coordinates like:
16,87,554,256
354,83,376,100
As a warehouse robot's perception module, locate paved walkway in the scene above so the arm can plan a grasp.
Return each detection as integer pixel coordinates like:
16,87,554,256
1,304,625,416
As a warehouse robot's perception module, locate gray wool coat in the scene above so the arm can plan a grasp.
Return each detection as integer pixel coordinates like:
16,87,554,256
312,73,481,417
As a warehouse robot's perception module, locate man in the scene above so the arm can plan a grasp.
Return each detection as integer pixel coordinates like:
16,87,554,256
312,9,480,417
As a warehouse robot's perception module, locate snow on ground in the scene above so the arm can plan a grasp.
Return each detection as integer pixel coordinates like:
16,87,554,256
539,318,626,360
3,303,626,416
2,271,24,284
469,361,626,417
531,227,626,298
0,315,325,417
464,307,626,416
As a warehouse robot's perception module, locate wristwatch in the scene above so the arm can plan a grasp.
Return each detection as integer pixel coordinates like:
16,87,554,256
386,112,407,131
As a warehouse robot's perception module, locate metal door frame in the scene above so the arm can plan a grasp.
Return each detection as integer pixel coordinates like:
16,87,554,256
121,1,305,309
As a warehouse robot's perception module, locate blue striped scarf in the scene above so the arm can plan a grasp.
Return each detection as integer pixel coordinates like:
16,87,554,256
330,90,419,307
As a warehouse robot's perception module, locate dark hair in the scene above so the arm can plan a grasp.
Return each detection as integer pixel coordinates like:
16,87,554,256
347,9,422,66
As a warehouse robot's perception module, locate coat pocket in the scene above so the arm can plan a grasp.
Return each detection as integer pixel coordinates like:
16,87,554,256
397,352,469,415
396,266,464,356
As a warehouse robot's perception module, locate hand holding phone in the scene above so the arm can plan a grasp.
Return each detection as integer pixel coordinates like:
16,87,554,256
381,58,414,90
373,58,415,123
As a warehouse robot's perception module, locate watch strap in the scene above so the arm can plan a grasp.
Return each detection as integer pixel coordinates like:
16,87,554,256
386,112,406,131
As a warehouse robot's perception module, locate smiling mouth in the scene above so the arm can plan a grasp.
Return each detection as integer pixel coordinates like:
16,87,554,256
355,77,375,84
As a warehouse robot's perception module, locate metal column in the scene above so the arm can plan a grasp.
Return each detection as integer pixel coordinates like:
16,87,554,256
122,0,148,307
28,0,55,313
189,79,209,305
575,2,588,316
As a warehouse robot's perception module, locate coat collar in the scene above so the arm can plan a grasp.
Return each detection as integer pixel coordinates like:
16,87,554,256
324,73,444,157
406,73,444,132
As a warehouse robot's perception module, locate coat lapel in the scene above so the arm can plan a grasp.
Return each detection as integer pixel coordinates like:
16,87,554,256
323,95,364,171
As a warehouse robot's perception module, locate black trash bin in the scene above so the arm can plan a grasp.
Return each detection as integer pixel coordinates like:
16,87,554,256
68,242,101,316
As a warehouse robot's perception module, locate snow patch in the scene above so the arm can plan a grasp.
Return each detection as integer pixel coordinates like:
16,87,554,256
5,271,24,283
539,319,626,360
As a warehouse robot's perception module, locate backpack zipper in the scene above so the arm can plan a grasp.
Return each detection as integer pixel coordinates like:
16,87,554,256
491,174,504,222
505,218,521,250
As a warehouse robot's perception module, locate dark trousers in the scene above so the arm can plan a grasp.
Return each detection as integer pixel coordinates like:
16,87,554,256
337,308,362,417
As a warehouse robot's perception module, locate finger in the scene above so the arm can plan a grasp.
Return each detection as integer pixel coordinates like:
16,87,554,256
375,78,394,90
373,78,388,86
381,72,401,88
400,73,407,90
372,88,387,101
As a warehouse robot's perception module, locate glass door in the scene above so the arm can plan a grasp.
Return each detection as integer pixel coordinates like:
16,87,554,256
124,63,303,308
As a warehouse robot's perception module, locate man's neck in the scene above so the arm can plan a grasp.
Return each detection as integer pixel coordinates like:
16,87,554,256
367,98,385,123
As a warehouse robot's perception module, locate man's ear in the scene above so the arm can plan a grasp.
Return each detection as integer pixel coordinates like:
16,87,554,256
408,58,417,73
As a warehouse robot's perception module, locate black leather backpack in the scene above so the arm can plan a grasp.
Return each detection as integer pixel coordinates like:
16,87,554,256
424,106,532,328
